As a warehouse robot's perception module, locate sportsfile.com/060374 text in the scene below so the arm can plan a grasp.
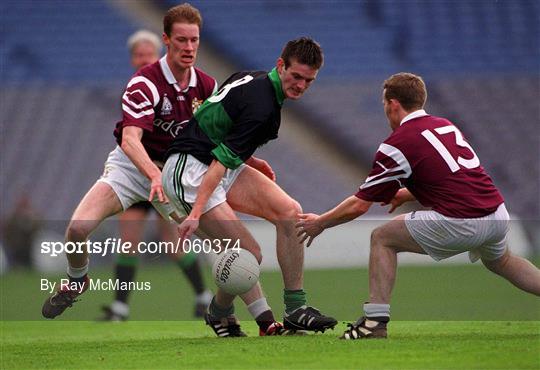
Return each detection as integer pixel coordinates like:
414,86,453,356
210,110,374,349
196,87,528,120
40,238,241,257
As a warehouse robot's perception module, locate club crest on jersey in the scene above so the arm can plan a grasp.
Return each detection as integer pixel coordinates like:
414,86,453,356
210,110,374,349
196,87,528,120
161,94,173,116
192,98,203,113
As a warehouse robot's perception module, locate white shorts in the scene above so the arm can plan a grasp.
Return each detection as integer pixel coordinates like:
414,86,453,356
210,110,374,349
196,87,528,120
404,203,509,262
97,146,174,219
162,153,246,217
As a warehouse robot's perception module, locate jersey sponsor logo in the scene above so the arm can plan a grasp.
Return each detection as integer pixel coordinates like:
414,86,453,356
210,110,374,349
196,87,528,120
191,98,203,113
153,118,189,138
161,95,173,116
177,96,186,101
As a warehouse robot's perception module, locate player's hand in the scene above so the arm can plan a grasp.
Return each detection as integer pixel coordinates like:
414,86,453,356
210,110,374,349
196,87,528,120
381,188,410,213
148,176,169,204
247,157,276,181
296,213,324,248
178,216,199,241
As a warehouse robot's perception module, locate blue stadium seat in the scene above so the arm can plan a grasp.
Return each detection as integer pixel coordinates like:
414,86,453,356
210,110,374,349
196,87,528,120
2,0,538,219
1,0,138,83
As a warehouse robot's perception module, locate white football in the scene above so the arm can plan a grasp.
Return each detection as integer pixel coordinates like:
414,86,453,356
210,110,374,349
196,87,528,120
212,249,260,295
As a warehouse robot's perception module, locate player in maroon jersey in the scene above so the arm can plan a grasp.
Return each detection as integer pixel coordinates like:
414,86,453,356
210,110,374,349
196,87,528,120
99,29,212,322
296,72,540,340
41,3,215,320
42,4,291,336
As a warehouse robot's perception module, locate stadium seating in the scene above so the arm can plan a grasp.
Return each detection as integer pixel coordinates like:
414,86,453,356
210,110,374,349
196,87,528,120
1,83,355,219
1,0,538,221
1,85,121,219
173,0,538,76
1,0,137,83
0,1,358,219
1,1,136,218
173,0,539,218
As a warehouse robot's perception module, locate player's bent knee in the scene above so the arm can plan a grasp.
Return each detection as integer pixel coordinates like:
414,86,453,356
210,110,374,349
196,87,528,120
287,199,303,218
273,199,302,221
370,226,385,246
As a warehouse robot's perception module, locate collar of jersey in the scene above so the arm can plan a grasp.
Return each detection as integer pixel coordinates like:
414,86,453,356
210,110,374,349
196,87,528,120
400,109,428,126
268,67,285,106
160,55,197,93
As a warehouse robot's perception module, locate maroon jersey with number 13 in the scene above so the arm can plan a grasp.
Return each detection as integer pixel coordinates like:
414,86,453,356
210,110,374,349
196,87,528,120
355,112,504,218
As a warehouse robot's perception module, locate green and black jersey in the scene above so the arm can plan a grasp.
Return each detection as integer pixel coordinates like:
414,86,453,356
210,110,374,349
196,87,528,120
165,68,285,169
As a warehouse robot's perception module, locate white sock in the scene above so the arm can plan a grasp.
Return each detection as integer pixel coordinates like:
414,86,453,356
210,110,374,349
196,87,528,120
196,290,213,304
111,301,129,317
247,297,271,319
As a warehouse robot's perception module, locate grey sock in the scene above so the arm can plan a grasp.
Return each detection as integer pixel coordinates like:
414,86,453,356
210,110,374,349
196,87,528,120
209,297,234,318
363,302,390,321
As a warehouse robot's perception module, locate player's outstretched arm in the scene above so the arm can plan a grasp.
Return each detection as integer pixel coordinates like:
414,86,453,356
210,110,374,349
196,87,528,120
121,126,168,203
382,188,416,213
178,159,226,241
296,196,372,247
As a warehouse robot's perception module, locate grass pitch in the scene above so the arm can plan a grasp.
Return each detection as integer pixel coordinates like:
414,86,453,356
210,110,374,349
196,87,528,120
1,262,539,369
1,321,539,369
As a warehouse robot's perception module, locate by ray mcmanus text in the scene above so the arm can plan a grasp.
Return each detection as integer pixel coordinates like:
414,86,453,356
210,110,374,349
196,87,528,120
40,278,151,293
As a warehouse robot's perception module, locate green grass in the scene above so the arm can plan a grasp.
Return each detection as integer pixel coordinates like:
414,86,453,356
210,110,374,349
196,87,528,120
1,263,539,321
1,321,539,369
1,262,539,369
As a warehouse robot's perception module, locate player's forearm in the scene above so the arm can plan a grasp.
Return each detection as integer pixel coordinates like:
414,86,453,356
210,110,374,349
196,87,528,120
190,160,227,219
121,130,161,181
319,196,371,229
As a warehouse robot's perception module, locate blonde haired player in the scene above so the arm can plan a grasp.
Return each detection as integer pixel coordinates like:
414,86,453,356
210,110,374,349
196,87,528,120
42,3,217,321
100,28,212,321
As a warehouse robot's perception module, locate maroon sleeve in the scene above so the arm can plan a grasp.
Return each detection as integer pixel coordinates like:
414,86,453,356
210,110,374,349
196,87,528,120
121,74,160,132
355,142,411,203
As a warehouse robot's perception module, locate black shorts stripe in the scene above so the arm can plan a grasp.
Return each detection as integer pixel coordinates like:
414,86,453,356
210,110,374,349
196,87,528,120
173,154,192,214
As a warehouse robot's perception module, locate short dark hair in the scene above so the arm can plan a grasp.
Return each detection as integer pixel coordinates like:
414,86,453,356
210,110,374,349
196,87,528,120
383,72,427,111
163,3,202,37
280,37,324,69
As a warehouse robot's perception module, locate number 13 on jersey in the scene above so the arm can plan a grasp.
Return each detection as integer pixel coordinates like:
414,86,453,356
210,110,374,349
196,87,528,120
421,126,480,172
